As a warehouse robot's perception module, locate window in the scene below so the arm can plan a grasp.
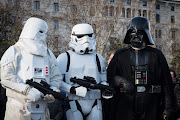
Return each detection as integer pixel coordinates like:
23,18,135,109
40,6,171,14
171,16,175,23
53,20,59,30
54,37,58,48
105,6,108,16
172,30,176,39
143,10,147,18
110,7,114,16
126,0,131,5
34,1,40,10
122,8,125,17
72,5,77,14
171,6,174,11
158,30,161,38
14,0,18,6
156,14,160,23
127,8,131,18
53,3,59,12
143,1,147,6
155,29,161,38
138,10,141,16
156,4,160,9
110,0,114,3
155,30,158,38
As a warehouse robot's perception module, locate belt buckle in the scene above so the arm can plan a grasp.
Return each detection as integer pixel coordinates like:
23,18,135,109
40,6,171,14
137,86,146,92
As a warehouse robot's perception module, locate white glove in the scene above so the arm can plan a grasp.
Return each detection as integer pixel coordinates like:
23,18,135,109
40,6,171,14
26,88,41,102
44,94,55,101
75,86,87,97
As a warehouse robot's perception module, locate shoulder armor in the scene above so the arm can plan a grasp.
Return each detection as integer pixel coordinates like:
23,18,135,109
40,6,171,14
47,49,57,65
96,53,107,73
1,46,16,66
57,52,68,74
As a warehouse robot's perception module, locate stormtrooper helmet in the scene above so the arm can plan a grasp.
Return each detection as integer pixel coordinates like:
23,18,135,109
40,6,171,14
19,17,48,46
69,23,96,54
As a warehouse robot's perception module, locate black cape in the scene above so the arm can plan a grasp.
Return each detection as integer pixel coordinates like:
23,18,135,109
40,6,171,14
104,46,175,120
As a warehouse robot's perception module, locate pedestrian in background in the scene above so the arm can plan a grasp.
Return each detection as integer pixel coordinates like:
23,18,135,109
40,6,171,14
0,61,7,120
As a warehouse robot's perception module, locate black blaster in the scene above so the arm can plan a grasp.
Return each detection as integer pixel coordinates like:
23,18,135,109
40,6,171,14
70,76,114,94
26,79,69,102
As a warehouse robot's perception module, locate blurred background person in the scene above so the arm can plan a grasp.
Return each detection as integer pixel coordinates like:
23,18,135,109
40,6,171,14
170,69,180,120
107,51,115,65
0,61,7,120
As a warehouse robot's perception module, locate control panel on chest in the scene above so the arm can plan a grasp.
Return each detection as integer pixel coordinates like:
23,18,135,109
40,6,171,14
18,50,49,81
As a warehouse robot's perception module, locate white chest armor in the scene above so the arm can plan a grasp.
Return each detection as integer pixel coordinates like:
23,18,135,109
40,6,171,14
17,49,50,84
65,52,100,84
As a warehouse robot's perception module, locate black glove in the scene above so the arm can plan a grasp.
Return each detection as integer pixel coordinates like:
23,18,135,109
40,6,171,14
70,86,76,94
114,76,135,95
164,109,176,120
102,89,114,99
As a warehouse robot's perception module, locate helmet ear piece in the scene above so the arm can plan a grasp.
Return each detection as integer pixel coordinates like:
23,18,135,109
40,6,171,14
75,38,77,42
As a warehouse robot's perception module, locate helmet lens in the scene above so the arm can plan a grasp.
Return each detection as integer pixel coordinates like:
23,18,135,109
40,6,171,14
74,33,93,39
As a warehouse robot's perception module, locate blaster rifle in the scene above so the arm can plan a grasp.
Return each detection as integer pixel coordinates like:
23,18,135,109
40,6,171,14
26,79,69,102
70,76,114,92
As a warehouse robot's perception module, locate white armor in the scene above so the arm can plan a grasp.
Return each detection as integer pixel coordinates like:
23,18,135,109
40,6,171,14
1,17,61,120
57,24,107,120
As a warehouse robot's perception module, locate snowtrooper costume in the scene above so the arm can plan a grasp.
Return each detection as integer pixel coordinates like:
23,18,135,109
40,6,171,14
57,24,108,120
1,17,61,120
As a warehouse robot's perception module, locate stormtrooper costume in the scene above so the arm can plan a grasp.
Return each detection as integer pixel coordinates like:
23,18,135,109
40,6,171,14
57,24,108,120
1,17,61,120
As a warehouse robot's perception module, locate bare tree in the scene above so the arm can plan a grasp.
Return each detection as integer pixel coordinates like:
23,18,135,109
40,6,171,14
56,0,127,58
0,2,23,58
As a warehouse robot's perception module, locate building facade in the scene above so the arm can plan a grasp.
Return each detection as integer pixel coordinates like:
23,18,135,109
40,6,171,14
1,0,180,66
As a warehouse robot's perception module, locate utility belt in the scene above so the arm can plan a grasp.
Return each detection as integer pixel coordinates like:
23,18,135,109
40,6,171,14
133,70,161,93
136,85,161,93
120,85,161,94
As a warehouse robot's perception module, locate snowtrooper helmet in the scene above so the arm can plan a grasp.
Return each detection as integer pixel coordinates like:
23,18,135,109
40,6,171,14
19,17,48,46
124,16,154,48
69,23,96,54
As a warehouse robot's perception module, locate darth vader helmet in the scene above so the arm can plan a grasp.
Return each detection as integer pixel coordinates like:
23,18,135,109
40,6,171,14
124,16,154,49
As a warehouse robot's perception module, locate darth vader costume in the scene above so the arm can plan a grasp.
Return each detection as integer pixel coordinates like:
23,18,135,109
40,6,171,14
105,17,175,120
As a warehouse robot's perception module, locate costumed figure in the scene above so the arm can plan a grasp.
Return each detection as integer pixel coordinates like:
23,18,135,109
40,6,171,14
0,61,7,120
106,16,175,120
57,23,111,120
1,17,61,120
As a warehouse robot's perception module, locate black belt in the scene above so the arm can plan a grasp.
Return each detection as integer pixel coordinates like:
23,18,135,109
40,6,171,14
119,85,161,93
136,85,161,93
